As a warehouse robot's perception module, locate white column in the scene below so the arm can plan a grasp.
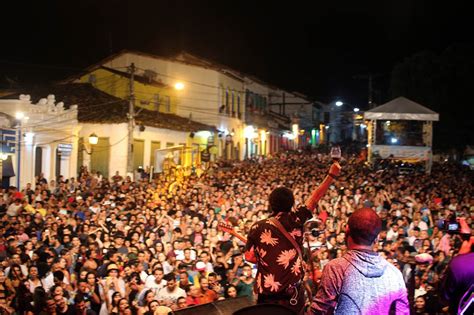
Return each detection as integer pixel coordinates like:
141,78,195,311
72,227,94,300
49,143,58,182
69,133,79,180
143,138,151,169
20,136,35,189
41,145,51,184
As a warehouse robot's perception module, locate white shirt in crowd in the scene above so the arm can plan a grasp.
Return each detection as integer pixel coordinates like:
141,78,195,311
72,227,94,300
409,221,428,231
157,286,186,304
386,229,399,241
144,276,167,298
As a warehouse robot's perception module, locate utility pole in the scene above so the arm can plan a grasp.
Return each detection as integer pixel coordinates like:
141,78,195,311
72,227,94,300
368,74,373,109
127,63,135,175
353,73,382,109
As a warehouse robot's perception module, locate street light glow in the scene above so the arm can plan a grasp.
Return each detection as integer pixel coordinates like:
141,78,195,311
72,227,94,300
88,133,99,145
15,112,25,120
335,101,343,106
244,125,256,138
353,107,360,112
391,137,398,144
174,82,185,90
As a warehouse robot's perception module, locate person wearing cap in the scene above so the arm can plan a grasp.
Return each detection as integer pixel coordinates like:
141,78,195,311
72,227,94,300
98,263,126,309
191,261,207,286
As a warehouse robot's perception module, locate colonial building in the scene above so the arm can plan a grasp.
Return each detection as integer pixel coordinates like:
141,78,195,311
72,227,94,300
1,83,214,185
63,50,315,160
0,94,79,188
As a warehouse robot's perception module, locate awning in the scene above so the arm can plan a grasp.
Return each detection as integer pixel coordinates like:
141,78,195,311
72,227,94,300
364,97,439,121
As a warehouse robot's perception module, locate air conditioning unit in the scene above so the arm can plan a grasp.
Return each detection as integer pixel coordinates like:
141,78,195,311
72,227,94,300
143,69,157,83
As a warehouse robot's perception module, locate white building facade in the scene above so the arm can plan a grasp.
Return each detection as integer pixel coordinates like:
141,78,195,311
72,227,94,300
0,94,79,189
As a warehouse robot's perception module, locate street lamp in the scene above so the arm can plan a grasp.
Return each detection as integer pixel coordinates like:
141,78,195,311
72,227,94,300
88,133,99,145
83,133,98,155
328,101,363,143
174,82,185,90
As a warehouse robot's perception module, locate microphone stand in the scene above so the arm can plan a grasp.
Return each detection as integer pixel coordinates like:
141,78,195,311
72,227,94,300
304,232,316,300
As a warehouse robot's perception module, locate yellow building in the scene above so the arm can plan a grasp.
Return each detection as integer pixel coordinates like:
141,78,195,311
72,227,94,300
71,67,215,175
78,66,179,114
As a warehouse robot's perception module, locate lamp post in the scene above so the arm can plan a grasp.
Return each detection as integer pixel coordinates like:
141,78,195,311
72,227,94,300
88,133,98,146
83,133,98,155
328,101,363,143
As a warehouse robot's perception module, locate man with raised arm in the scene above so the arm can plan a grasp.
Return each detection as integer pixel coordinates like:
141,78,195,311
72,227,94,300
244,162,341,314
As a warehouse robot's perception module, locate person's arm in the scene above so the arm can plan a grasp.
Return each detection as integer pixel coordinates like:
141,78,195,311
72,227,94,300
232,255,243,274
244,247,257,263
311,262,343,314
243,225,257,264
90,286,101,305
306,163,341,212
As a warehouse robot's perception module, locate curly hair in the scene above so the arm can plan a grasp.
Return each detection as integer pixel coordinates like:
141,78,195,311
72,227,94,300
269,187,295,213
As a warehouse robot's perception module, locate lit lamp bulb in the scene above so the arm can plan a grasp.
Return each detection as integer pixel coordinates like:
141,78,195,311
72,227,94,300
174,82,185,90
88,133,99,145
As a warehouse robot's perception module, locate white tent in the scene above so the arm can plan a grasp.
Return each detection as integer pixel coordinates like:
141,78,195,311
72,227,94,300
364,97,439,121
364,97,439,173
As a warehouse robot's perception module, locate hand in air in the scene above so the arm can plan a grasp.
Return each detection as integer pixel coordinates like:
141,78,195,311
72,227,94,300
329,162,341,177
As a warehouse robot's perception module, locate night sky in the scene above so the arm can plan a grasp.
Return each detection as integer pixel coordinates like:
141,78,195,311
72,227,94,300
1,1,473,109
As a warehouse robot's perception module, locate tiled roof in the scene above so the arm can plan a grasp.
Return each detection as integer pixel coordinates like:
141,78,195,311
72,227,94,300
0,83,215,132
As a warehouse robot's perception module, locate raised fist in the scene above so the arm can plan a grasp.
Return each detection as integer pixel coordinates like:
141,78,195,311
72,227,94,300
329,162,341,177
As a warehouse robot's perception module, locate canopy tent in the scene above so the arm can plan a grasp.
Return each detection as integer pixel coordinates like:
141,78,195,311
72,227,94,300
364,97,439,173
364,97,439,121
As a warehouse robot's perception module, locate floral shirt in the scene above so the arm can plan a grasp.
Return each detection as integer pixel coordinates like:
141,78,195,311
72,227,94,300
246,206,312,295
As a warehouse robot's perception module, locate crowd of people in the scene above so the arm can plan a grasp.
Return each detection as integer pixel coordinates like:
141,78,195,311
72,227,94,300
0,150,472,314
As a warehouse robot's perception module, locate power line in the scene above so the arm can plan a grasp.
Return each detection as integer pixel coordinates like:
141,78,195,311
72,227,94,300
132,65,314,100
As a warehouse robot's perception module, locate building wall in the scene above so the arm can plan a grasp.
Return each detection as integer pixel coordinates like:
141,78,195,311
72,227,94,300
75,51,313,160
102,53,220,126
101,52,247,160
0,97,79,189
79,123,128,178
78,123,209,179
78,68,179,114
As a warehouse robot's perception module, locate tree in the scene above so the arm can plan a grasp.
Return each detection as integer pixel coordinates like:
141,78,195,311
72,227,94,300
390,44,474,151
